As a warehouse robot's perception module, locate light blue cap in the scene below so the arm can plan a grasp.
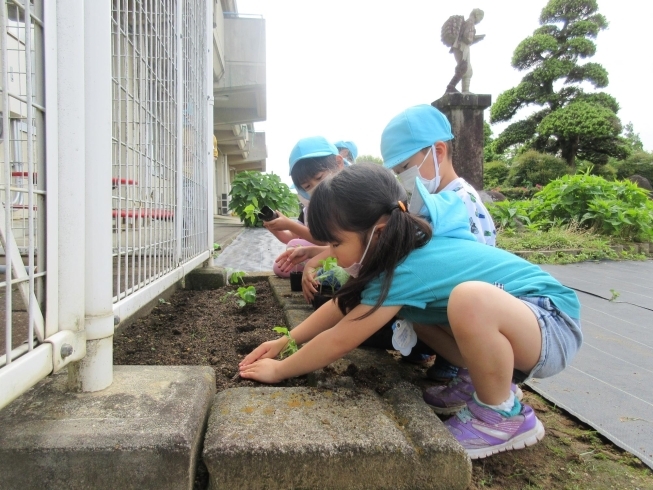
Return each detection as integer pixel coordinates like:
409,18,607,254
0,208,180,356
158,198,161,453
333,140,358,161
380,104,454,169
289,136,338,199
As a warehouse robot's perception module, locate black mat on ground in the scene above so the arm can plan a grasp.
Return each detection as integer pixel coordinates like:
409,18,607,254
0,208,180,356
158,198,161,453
541,261,653,310
527,285,653,469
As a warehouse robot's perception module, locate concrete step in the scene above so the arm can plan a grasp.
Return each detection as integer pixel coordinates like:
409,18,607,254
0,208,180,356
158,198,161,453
0,365,215,490
203,383,470,490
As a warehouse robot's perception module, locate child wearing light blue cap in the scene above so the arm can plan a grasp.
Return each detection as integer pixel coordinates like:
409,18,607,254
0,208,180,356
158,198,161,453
265,136,346,287
380,104,497,381
333,140,358,165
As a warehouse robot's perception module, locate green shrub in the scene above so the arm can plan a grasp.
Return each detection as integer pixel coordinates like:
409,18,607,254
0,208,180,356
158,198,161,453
490,171,653,241
531,172,653,241
614,151,653,184
583,198,653,240
228,171,299,227
507,150,570,187
484,160,510,188
491,186,539,200
487,200,536,229
577,160,618,180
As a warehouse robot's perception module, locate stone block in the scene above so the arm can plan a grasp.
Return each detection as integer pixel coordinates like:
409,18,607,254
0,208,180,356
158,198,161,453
283,307,313,329
0,366,215,490
186,267,227,290
203,384,470,490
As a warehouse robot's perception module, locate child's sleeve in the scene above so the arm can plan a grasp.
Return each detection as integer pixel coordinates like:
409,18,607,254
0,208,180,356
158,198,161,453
455,187,497,247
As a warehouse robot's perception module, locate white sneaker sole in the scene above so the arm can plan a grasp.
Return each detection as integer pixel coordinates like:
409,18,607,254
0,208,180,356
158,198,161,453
428,386,525,416
467,418,545,460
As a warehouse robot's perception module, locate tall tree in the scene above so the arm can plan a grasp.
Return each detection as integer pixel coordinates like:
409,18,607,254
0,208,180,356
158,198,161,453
356,154,383,165
491,0,628,168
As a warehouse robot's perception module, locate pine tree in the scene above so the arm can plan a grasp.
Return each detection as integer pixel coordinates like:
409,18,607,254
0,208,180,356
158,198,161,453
491,0,628,168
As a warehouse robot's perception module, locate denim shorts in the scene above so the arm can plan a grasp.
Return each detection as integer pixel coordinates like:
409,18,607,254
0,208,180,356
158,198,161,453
514,296,583,382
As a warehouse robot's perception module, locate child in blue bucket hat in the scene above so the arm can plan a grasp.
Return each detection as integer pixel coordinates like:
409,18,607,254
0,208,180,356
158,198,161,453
333,140,358,165
266,137,348,297
379,104,498,380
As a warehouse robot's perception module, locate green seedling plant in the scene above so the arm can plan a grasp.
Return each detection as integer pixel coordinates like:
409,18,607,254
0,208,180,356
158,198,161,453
224,269,257,308
228,269,247,285
272,326,298,358
609,289,620,302
234,286,256,308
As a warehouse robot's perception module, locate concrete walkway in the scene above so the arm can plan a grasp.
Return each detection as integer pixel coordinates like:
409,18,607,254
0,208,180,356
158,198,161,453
214,225,286,273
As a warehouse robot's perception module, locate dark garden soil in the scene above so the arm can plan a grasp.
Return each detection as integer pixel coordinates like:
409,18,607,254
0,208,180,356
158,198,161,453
114,280,653,490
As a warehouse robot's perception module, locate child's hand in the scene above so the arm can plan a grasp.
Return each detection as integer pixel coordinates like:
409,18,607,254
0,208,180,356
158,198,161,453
262,212,291,232
302,267,319,303
275,247,310,273
239,337,288,367
239,358,284,383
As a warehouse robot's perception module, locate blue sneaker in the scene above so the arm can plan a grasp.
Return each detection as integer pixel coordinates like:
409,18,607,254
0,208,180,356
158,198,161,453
426,356,460,381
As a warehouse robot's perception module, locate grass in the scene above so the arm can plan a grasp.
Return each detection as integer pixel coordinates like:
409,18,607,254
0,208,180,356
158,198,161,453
496,226,648,265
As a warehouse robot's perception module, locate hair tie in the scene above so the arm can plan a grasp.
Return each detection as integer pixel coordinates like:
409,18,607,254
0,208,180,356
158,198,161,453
397,201,407,212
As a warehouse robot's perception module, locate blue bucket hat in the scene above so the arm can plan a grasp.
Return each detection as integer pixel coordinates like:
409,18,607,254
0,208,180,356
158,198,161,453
380,104,454,170
289,136,339,199
333,140,358,163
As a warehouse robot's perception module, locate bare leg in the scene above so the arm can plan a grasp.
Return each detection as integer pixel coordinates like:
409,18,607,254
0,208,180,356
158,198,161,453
413,323,465,367
447,282,541,405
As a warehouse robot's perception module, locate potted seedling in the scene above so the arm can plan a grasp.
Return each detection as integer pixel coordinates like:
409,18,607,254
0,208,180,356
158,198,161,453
257,205,279,222
243,198,279,226
287,245,305,292
289,266,303,292
312,257,350,310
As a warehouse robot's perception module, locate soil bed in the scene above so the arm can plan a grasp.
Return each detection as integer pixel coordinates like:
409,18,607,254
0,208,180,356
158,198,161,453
114,280,309,391
114,280,653,490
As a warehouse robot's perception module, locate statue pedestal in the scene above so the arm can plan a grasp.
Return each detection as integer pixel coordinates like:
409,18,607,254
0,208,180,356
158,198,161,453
432,93,491,191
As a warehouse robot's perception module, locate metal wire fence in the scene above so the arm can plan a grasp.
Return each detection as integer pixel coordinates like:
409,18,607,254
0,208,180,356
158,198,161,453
111,0,209,303
0,0,46,368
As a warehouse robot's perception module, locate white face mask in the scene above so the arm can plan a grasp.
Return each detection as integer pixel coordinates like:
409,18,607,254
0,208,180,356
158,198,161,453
418,144,441,193
342,225,377,278
396,146,431,198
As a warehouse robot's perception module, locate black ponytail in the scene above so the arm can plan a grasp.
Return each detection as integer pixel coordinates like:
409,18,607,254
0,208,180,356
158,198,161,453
308,163,432,317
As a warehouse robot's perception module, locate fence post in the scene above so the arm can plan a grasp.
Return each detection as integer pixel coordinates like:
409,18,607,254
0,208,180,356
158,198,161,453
206,0,215,266
80,0,113,391
53,0,87,390
175,0,184,264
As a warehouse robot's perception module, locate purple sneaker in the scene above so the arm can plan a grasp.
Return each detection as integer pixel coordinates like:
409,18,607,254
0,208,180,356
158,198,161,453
423,369,523,415
445,398,545,459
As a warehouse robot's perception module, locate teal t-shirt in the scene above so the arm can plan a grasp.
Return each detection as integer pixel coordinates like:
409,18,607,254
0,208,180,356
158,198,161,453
360,236,580,325
360,182,580,324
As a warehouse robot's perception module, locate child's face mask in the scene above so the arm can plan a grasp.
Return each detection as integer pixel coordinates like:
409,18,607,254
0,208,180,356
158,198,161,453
397,145,441,195
342,225,377,278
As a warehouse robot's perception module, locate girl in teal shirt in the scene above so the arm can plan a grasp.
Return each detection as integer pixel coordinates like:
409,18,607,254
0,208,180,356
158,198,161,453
239,163,582,459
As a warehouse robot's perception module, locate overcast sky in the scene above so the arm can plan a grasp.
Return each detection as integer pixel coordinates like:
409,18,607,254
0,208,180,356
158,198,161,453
237,0,653,184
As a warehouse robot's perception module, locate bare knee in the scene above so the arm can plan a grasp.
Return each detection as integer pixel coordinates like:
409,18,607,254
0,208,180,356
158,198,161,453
448,281,492,334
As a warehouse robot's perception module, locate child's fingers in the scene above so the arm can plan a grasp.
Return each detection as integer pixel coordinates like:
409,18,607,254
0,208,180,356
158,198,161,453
239,344,270,366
